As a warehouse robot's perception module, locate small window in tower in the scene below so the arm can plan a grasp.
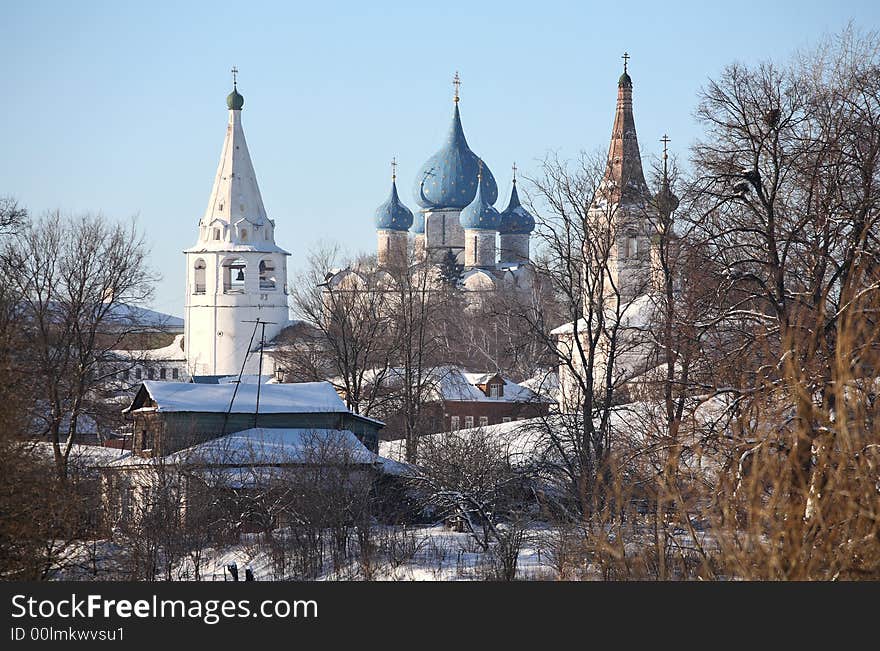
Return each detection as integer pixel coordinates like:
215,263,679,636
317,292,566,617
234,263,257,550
193,259,206,294
241,229,248,241
629,236,638,258
219,203,224,212
159,368,167,380
172,368,179,380
213,228,221,240
259,259,276,290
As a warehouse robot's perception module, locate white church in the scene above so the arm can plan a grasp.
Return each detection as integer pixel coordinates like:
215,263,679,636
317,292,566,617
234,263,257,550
113,73,291,382
182,76,291,377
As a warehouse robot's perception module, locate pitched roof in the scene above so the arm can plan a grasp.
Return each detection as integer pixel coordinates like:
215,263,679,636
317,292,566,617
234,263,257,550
124,380,349,415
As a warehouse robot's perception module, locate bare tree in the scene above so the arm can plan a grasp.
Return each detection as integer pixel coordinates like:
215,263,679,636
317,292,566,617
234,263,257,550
689,27,880,540
1,213,156,480
286,246,396,418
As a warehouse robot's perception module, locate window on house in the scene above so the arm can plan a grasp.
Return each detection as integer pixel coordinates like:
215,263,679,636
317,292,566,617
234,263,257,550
172,368,179,380
479,416,489,427
147,368,155,380
135,368,142,380
193,258,206,294
450,416,460,430
159,368,166,380
502,416,512,423
464,416,474,429
489,384,502,398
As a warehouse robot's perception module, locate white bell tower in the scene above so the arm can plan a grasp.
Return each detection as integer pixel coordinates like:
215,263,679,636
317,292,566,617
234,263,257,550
184,69,290,377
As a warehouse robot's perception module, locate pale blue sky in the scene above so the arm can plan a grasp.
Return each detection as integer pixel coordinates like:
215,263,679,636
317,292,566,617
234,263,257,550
3,0,878,315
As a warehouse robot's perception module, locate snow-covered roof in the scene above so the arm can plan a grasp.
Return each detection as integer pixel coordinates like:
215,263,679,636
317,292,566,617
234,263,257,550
521,370,560,402
446,370,542,403
550,294,656,336
358,366,548,404
111,334,186,362
169,427,376,465
125,380,351,415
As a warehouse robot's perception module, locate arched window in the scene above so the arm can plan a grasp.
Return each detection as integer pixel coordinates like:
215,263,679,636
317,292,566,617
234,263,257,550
240,228,248,241
222,258,247,294
259,259,276,290
193,258,206,294
213,228,221,241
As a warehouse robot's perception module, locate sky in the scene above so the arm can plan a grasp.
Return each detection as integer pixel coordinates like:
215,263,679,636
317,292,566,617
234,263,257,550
3,0,879,316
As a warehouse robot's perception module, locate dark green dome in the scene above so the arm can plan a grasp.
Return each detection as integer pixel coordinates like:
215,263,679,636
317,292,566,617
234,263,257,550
618,71,632,87
227,87,244,110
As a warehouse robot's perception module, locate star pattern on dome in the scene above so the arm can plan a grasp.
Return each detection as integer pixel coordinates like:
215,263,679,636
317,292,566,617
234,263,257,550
413,102,497,210
375,178,414,231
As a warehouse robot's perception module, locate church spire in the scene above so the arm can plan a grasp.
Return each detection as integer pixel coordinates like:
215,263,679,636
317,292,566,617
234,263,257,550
602,52,649,205
201,71,271,239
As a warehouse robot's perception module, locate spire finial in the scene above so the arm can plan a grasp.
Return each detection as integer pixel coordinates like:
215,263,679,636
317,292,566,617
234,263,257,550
660,134,671,178
453,71,461,104
231,66,239,89
512,162,518,185
622,52,630,73
391,156,398,182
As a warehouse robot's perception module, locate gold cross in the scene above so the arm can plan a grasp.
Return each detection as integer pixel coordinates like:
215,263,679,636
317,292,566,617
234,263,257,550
453,71,461,103
231,66,239,88
512,162,518,184
660,134,670,158
622,52,630,72
391,156,397,181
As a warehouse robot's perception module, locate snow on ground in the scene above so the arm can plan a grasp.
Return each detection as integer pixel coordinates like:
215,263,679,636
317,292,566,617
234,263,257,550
164,525,565,582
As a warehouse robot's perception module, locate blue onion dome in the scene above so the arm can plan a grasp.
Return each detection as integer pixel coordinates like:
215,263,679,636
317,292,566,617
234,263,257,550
459,172,501,230
375,178,414,231
499,180,535,234
414,102,498,210
411,211,425,234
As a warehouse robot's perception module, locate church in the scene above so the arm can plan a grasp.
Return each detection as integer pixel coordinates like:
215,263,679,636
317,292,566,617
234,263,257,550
324,73,537,301
115,58,674,404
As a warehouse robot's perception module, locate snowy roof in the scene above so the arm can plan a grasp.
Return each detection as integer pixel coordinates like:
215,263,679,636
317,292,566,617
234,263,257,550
168,427,376,466
520,370,560,402
550,294,656,336
357,366,548,404
110,334,186,362
125,380,351,415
